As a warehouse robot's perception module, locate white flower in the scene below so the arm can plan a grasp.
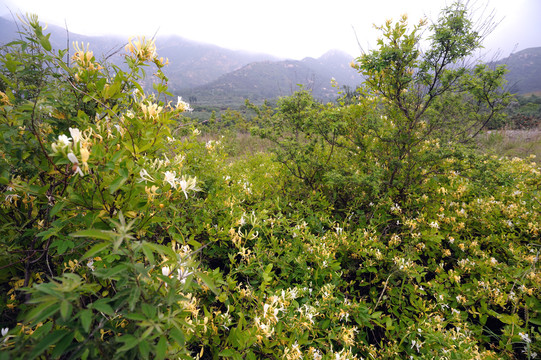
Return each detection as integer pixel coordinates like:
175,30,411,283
178,175,199,199
67,152,84,176
52,134,72,153
67,152,78,164
69,127,82,144
163,171,177,188
1,328,8,337
4,186,18,204
192,128,201,136
161,266,171,277
411,339,422,352
177,268,193,284
176,96,192,112
519,332,531,343
138,169,155,183
429,221,439,229
87,259,95,271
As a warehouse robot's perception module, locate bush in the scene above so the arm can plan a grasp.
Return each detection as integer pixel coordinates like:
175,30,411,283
0,10,540,360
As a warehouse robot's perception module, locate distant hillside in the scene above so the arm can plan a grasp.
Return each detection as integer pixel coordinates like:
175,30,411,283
1,16,361,106
0,17,276,91
494,47,541,94
180,51,361,106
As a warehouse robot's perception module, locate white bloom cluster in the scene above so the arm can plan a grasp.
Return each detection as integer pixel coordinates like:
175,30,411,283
51,127,90,176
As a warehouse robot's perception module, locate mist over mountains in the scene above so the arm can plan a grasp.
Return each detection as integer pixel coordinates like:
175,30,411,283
1,16,540,108
0,17,360,104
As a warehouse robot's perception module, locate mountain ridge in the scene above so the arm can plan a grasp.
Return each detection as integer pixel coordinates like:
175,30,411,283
492,47,541,95
2,16,540,107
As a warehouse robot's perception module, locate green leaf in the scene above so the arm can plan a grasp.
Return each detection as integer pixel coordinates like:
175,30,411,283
81,242,111,260
60,300,72,321
98,264,128,278
141,241,155,265
71,229,114,241
196,271,218,295
38,34,52,51
31,321,53,339
116,334,139,352
138,340,151,359
79,309,93,333
156,335,167,360
51,238,74,255
219,349,237,357
50,331,75,358
92,299,115,316
49,201,66,218
28,330,68,360
124,313,146,321
169,328,185,346
109,175,128,194
128,287,141,312
26,302,59,325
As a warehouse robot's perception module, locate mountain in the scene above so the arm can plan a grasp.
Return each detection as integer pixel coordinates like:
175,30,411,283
180,51,360,106
155,36,277,90
493,47,541,95
1,16,360,106
0,16,276,91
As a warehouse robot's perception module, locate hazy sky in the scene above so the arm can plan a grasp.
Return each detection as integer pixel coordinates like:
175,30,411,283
1,0,540,59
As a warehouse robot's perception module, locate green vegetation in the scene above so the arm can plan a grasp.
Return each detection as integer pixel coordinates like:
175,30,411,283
0,5,540,360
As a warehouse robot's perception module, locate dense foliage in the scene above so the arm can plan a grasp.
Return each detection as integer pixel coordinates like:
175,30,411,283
0,5,540,360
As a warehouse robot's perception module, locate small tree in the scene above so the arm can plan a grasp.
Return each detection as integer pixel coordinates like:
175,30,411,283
350,1,510,198
250,89,345,190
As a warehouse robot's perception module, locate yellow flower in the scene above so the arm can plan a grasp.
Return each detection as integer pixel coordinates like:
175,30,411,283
0,91,11,106
140,102,163,120
72,42,102,71
145,185,159,201
80,146,90,172
125,36,157,61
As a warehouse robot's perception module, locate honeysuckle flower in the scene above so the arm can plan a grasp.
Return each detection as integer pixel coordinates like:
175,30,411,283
138,169,155,183
175,96,192,112
0,91,11,106
178,175,199,199
1,328,8,337
161,266,171,277
177,268,193,284
51,134,72,153
72,42,95,67
140,102,163,120
125,36,157,61
67,152,84,176
69,127,82,144
163,171,177,188
87,259,95,271
145,185,159,200
114,124,125,137
80,147,90,172
519,332,531,343
4,186,18,204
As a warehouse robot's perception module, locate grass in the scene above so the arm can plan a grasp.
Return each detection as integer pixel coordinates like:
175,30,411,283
477,127,541,161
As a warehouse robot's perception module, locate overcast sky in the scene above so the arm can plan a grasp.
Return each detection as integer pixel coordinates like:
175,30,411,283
1,0,540,59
